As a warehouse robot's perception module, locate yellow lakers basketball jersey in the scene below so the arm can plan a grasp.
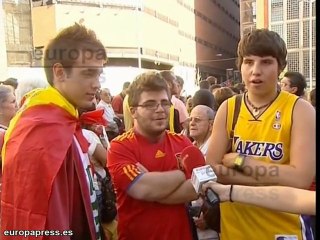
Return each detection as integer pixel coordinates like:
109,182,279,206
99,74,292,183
221,91,308,240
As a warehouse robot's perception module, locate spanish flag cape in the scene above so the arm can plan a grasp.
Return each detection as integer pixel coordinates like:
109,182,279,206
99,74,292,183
1,87,96,240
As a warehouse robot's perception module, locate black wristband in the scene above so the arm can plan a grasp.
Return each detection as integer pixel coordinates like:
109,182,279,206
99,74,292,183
229,185,234,202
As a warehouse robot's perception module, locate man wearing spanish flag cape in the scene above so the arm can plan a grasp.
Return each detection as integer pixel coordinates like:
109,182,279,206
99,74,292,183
1,23,106,240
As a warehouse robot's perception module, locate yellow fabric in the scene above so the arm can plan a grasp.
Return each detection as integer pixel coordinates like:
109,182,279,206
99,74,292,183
2,86,78,167
102,220,118,240
222,91,303,240
169,105,174,132
123,95,133,131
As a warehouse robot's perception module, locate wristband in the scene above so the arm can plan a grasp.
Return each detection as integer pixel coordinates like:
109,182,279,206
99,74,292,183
229,185,234,202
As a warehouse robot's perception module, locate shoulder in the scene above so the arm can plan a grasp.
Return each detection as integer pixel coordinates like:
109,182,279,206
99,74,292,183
278,91,298,103
112,129,135,142
5,106,76,166
166,131,192,145
82,129,100,144
21,104,76,124
8,105,75,147
112,95,122,102
96,101,105,108
293,97,315,117
110,130,136,151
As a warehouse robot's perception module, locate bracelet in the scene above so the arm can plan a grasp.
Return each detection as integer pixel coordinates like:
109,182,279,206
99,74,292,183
229,185,234,202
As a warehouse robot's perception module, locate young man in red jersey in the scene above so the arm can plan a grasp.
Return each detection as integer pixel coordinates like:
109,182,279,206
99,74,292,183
107,71,198,240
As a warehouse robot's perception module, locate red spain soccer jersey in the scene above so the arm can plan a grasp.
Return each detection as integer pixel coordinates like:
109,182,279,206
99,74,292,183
107,129,193,240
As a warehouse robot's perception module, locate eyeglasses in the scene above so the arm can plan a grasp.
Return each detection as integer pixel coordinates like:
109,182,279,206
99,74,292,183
188,117,212,123
136,101,171,111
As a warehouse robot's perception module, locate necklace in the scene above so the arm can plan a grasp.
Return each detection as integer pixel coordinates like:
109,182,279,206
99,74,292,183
245,93,273,116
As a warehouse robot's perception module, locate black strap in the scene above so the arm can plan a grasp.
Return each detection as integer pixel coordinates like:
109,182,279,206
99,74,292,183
230,94,242,139
227,94,242,153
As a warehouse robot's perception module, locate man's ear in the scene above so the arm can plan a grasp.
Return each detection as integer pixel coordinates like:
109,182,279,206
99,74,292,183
291,86,298,94
209,120,214,130
52,63,66,83
130,107,137,119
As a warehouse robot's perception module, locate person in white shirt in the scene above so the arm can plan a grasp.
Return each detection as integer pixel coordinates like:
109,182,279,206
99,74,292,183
97,88,119,134
189,105,215,156
188,105,217,240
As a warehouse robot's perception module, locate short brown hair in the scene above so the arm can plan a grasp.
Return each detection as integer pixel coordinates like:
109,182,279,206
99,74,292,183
213,87,235,109
159,70,176,91
236,29,287,72
44,23,107,86
128,71,170,107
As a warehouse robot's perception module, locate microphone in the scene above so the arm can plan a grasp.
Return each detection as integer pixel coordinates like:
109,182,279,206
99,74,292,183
180,145,221,226
180,146,219,206
180,145,207,179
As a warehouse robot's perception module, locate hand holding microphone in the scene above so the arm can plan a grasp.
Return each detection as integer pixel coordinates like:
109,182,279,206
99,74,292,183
202,181,233,202
180,146,221,232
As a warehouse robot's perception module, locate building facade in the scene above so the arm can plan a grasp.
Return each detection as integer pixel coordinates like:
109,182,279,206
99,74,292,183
269,0,316,89
194,0,240,83
240,0,316,89
1,0,33,79
1,0,240,87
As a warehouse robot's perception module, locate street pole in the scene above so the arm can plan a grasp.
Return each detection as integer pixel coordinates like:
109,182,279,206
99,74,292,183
308,0,312,90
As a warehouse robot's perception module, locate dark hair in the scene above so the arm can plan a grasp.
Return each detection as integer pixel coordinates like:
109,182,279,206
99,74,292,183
309,88,315,107
44,23,107,86
0,85,14,104
283,71,307,97
234,83,245,93
192,89,216,111
2,78,18,89
209,84,221,93
128,71,170,107
229,86,241,94
206,76,217,85
175,75,184,87
199,80,210,90
159,70,176,92
236,29,287,72
213,87,236,109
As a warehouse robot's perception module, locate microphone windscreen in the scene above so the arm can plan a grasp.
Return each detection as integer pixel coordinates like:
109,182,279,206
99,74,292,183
181,145,206,179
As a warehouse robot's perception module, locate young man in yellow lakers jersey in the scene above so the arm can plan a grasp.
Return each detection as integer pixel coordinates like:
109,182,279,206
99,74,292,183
206,29,315,240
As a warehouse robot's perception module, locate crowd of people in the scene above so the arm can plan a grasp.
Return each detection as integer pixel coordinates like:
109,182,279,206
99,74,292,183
0,23,316,240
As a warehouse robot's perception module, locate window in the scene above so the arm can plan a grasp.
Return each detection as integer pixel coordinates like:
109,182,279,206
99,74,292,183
312,1,315,17
312,49,316,78
302,50,316,80
303,20,309,48
303,50,310,78
287,0,299,20
271,24,284,39
5,13,20,45
287,52,299,72
303,1,310,18
271,0,283,22
286,22,299,49
312,19,315,47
